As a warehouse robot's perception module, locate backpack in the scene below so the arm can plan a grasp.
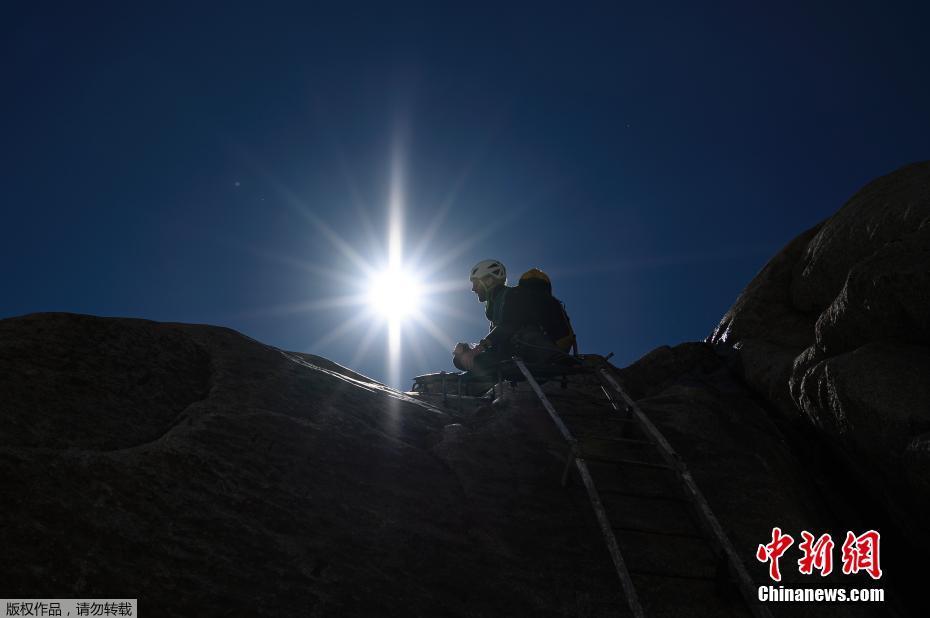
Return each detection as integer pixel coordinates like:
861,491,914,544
517,272,577,355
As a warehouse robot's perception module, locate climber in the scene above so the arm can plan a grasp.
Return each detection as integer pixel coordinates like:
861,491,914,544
453,260,575,373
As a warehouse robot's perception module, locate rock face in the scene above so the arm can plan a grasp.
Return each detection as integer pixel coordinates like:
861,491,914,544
1,313,909,616
0,313,618,617
709,161,930,545
610,343,896,617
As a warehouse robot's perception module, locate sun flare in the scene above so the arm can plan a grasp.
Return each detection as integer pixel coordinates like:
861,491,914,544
368,267,421,321
246,131,493,388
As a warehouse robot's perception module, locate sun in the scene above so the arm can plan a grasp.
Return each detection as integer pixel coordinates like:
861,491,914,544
243,130,497,388
368,267,421,321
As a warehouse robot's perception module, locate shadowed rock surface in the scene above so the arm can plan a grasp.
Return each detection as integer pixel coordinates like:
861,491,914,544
610,343,899,617
0,313,620,617
1,313,909,616
709,161,930,549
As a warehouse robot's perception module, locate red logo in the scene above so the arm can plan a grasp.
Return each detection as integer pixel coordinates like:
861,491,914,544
756,527,794,581
757,528,881,581
798,531,834,576
841,530,882,580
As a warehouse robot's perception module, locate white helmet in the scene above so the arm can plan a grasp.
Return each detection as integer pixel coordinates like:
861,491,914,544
469,259,506,285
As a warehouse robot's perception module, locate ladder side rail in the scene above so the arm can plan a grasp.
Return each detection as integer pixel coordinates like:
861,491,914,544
513,358,576,443
575,458,646,618
513,357,645,618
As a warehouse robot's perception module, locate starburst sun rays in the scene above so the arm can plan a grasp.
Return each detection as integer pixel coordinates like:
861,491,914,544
242,142,492,390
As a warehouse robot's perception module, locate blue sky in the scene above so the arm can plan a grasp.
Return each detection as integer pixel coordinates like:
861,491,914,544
3,2,929,387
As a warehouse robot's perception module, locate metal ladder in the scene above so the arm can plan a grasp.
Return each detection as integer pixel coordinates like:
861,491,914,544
512,357,773,618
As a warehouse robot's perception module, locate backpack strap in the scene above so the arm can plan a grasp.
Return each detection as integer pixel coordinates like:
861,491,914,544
488,286,509,327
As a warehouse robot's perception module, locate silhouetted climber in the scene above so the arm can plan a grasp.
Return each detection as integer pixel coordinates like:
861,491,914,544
453,260,576,373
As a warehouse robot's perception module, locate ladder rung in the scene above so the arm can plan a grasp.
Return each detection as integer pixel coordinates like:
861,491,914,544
581,455,672,470
598,488,689,503
576,435,655,446
612,525,705,540
559,412,637,423
629,568,717,582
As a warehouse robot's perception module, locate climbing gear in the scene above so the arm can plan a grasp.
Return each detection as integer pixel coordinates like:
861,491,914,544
469,259,507,286
516,269,577,355
519,267,552,292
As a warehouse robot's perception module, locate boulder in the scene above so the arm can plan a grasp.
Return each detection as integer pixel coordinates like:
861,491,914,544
709,161,930,545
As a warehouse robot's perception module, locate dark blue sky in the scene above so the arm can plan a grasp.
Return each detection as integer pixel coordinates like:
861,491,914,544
4,2,929,387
